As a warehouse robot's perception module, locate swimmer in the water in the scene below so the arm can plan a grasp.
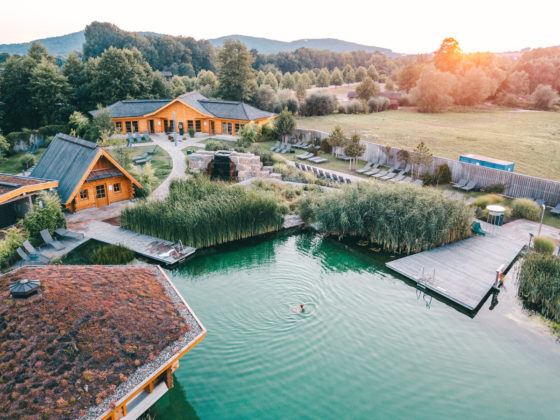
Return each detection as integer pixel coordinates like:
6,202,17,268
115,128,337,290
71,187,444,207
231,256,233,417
300,304,305,312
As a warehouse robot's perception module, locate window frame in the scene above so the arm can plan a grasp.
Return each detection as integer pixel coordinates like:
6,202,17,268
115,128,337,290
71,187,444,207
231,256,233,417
113,183,121,193
95,184,106,199
132,121,139,132
125,121,132,133
79,189,88,200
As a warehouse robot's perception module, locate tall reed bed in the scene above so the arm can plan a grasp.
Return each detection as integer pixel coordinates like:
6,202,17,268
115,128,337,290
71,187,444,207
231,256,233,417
300,182,473,254
519,253,560,323
121,177,284,248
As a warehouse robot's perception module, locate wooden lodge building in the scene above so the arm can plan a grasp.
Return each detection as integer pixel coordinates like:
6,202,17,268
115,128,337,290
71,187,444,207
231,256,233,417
92,91,276,136
0,265,206,419
31,133,142,212
0,173,58,228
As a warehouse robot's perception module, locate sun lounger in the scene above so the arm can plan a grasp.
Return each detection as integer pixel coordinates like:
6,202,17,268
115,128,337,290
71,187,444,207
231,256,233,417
550,204,560,215
364,165,381,176
399,176,412,183
390,173,406,182
23,240,47,259
297,152,314,160
412,179,423,186
373,170,389,178
147,146,158,154
381,171,398,181
357,161,374,173
40,229,65,250
534,198,545,207
55,228,84,240
460,180,477,191
270,141,280,151
135,155,153,165
452,178,468,189
133,152,150,162
17,247,49,264
345,178,351,183
308,157,328,164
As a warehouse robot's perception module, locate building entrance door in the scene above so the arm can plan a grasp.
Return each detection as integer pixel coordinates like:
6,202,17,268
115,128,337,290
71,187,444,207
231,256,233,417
95,184,108,207
210,121,215,135
149,120,155,133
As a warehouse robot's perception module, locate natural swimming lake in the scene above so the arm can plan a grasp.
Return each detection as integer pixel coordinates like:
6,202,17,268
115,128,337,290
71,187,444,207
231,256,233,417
151,232,560,419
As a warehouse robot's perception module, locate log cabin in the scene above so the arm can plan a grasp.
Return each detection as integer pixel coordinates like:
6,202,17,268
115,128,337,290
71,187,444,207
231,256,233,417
0,173,58,228
31,133,142,212
91,91,276,136
0,265,206,420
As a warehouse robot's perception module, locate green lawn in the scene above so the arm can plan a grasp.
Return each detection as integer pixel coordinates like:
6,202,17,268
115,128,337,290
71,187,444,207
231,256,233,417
296,108,560,180
108,146,172,189
0,148,47,174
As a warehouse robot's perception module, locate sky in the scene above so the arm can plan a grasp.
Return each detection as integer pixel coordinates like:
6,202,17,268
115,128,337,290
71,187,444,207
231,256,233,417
1,0,559,54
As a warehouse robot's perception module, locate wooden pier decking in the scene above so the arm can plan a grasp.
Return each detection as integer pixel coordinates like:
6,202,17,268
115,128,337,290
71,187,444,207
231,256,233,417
79,220,196,265
386,220,541,311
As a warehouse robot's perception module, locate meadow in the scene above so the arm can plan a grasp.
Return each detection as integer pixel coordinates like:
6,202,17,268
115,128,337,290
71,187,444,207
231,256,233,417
296,108,560,180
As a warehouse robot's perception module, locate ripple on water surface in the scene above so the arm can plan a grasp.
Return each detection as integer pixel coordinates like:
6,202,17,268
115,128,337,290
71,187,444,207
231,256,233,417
154,233,560,420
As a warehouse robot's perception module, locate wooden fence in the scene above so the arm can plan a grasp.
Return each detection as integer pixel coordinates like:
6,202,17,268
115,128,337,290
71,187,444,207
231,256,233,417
294,128,560,206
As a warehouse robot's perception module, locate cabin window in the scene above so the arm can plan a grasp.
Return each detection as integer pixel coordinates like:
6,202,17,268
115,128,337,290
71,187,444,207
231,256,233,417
115,122,122,133
125,121,132,133
228,122,232,135
96,185,106,199
113,183,121,193
195,120,201,132
222,122,227,133
132,121,139,132
79,189,88,200
169,120,175,132
188,120,194,130
235,123,240,133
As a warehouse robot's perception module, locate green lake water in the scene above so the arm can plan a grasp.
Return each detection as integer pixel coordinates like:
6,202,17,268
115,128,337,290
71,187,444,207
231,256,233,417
151,232,560,419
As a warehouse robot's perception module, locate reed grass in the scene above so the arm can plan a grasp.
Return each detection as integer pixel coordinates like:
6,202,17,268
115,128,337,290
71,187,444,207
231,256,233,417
519,253,560,323
121,177,284,248
303,182,473,254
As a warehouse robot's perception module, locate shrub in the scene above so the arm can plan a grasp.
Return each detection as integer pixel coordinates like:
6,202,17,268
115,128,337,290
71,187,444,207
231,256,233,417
533,237,555,255
399,94,415,106
511,198,541,221
6,130,36,153
344,99,365,114
471,194,505,209
257,124,276,142
205,140,232,151
38,125,67,138
239,122,258,145
309,182,473,254
495,92,519,108
480,184,505,194
20,192,67,246
532,84,559,110
300,92,337,116
20,154,36,170
367,97,390,113
519,253,560,322
0,227,26,269
434,163,452,184
320,138,332,153
121,177,284,248
133,184,150,199
88,244,135,265
250,148,275,166
188,127,195,137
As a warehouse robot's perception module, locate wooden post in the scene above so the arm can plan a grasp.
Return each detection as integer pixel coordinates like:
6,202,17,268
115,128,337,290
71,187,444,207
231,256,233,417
165,368,174,389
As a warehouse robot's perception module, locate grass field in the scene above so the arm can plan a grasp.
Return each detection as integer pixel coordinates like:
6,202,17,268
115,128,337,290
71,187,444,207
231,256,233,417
295,108,560,180
0,148,47,174
107,146,172,189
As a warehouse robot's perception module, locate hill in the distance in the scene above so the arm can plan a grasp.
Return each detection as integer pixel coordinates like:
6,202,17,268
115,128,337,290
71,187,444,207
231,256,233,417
0,29,398,57
0,31,85,56
208,34,399,56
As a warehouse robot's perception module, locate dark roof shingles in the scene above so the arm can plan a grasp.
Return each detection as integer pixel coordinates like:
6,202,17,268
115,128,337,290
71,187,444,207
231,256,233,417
31,134,99,203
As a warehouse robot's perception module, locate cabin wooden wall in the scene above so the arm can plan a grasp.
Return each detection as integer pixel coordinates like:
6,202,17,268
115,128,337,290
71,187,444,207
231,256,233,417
69,176,133,211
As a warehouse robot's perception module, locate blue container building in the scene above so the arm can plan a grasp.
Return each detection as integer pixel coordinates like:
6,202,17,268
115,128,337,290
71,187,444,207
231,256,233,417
459,154,515,172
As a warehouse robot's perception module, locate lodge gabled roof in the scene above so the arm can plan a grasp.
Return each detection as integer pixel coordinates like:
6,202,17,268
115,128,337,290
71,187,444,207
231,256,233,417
31,133,141,204
91,91,276,121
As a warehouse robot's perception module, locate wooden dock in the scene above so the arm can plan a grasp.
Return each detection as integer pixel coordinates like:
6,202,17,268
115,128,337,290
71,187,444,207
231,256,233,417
80,221,196,265
386,221,535,311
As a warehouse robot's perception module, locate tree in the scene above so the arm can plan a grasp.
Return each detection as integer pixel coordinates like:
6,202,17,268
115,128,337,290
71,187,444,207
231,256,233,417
355,66,367,82
316,68,330,87
330,67,344,86
342,64,355,84
0,135,8,163
434,37,462,73
195,69,218,93
532,84,559,110
274,108,296,142
295,80,307,102
63,51,91,112
280,72,295,90
344,134,366,169
263,72,279,91
411,66,457,112
30,57,71,125
151,71,172,98
367,64,379,81
411,141,433,178
356,77,379,100
327,126,346,156
306,70,317,86
170,75,187,97
88,47,154,105
454,67,492,105
503,70,530,95
256,85,278,112
397,64,423,92
300,92,336,116
216,39,255,101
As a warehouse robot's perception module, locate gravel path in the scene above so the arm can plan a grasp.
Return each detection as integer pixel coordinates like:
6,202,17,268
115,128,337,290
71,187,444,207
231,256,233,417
148,133,208,200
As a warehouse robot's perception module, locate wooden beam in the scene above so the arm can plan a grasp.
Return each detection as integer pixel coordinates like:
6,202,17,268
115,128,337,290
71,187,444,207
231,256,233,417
164,368,174,389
